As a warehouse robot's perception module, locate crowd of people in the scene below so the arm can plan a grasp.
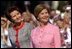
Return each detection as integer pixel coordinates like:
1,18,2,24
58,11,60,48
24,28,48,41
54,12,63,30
1,1,71,48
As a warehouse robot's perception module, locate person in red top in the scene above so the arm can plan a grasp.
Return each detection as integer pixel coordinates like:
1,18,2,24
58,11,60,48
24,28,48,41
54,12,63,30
5,6,33,48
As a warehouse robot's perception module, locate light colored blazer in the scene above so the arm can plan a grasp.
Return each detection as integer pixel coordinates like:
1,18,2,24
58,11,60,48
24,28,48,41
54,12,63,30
8,22,33,48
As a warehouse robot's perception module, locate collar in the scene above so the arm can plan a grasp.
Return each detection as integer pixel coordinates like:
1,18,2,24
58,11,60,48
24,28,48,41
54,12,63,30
13,22,24,31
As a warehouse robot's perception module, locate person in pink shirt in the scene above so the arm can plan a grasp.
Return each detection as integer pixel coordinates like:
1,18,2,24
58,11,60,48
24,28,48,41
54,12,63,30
30,4,61,48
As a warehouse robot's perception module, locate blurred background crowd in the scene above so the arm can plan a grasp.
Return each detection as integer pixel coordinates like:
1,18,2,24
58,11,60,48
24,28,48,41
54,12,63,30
1,1,71,48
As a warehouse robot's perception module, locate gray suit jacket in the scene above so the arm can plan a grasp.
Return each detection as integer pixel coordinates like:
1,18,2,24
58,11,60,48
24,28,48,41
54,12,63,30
8,22,33,48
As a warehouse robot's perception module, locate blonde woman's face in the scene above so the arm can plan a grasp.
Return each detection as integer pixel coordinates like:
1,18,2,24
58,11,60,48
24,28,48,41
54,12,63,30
1,17,7,28
22,12,31,22
56,20,63,28
38,9,49,24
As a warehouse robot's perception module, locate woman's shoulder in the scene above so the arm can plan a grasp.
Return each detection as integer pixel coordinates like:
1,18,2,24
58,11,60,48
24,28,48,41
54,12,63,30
48,23,59,30
31,26,39,33
25,22,34,29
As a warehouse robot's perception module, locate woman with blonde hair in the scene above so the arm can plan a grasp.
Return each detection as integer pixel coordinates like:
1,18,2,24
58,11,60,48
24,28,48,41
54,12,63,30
30,4,61,48
1,16,12,48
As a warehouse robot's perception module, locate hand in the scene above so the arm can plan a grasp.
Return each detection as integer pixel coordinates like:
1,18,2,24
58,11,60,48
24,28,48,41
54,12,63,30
1,17,11,30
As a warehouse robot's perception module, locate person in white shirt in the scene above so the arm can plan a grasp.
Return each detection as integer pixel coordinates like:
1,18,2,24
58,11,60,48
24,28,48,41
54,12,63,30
1,16,12,48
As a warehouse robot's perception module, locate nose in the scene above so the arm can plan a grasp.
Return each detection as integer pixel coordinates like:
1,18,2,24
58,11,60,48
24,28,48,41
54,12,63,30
16,14,21,19
44,13,48,17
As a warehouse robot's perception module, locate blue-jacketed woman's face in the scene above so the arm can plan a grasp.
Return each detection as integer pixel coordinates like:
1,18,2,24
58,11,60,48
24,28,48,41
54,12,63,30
10,10,23,23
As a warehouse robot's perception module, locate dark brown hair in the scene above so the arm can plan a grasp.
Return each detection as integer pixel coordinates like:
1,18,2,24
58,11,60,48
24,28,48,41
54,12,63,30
5,6,22,23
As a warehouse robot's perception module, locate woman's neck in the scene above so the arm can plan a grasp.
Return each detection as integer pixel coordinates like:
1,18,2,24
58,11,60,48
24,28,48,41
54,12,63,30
39,22,48,28
14,21,23,29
